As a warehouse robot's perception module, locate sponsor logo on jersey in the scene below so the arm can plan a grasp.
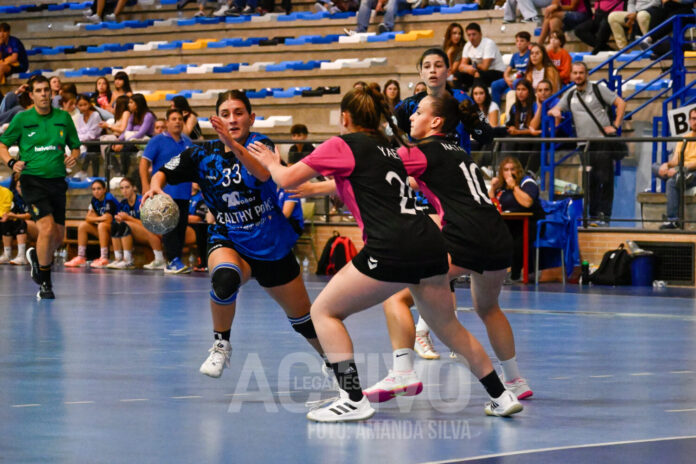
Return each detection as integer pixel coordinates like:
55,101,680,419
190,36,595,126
215,197,276,226
222,191,254,208
34,145,57,152
367,256,378,270
164,155,181,170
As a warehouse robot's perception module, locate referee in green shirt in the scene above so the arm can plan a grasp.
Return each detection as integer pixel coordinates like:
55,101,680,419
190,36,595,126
0,75,80,299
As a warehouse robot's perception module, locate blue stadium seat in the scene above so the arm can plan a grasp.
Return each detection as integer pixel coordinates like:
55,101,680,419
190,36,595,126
213,63,241,73
328,11,355,19
246,90,269,98
105,22,127,30
225,16,252,23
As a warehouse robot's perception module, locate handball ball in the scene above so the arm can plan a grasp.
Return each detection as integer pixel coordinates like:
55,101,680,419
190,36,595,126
141,194,179,235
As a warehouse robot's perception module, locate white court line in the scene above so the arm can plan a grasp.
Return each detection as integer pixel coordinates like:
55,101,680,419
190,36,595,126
550,376,571,380
64,401,94,405
630,372,654,376
590,375,613,378
670,370,694,374
11,404,40,408
170,395,202,399
119,398,148,402
666,408,696,413
423,434,696,463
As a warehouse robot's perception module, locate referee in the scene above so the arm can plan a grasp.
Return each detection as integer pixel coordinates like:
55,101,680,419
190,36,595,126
0,75,80,299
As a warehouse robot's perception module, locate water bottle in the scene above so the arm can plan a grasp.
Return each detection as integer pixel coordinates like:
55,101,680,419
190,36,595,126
60,248,67,263
581,260,590,286
302,257,309,276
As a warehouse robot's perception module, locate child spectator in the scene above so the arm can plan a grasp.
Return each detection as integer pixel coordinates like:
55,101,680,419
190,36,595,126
154,118,166,135
60,91,77,117
546,30,572,84
94,77,112,112
64,179,118,268
505,79,542,172
107,177,164,269
110,71,133,109
443,23,465,77
539,0,589,44
288,124,315,164
100,95,130,138
170,96,202,140
524,43,561,93
491,31,531,106
0,175,33,265
383,79,401,112
0,23,28,85
471,83,500,127
49,76,61,100
52,83,77,109
73,94,103,178
117,94,156,177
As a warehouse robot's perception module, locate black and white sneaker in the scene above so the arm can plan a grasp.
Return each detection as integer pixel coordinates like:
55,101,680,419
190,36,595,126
37,283,55,300
241,5,254,14
26,247,41,285
306,389,375,422
484,390,523,417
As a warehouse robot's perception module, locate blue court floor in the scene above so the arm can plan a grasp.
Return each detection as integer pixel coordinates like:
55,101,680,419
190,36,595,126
1,266,695,464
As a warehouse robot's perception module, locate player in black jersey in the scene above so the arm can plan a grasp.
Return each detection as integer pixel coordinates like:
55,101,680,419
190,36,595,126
363,94,533,404
248,85,522,422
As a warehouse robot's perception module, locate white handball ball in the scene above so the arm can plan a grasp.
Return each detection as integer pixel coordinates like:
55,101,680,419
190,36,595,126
140,194,179,235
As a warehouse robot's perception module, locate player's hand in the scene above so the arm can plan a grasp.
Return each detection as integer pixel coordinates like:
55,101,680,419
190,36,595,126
0,213,8,222
142,187,167,203
504,174,516,189
11,160,25,173
491,176,502,190
247,141,281,168
64,156,77,169
210,115,244,154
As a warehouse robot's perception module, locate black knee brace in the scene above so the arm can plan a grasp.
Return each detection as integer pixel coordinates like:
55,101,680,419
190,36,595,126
210,263,241,305
288,313,318,339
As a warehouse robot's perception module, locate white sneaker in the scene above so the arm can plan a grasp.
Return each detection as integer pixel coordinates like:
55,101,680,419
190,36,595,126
414,331,440,360
199,339,231,378
363,369,423,403
0,253,11,264
143,258,166,270
504,377,533,400
306,389,375,422
106,259,124,269
212,4,229,16
10,255,28,265
484,390,523,417
86,13,102,23
104,13,116,22
449,351,458,359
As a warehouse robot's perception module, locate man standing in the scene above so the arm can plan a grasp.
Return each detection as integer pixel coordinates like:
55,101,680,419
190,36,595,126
456,22,506,91
140,108,193,274
549,62,626,226
0,23,28,85
0,75,81,299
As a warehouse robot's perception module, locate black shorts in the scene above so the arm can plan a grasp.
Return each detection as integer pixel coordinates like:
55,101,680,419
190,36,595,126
1,219,27,237
208,240,300,288
352,248,449,285
19,175,67,225
111,222,132,238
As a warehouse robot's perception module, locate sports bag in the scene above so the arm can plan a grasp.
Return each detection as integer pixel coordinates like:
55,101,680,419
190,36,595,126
316,232,357,275
588,243,632,285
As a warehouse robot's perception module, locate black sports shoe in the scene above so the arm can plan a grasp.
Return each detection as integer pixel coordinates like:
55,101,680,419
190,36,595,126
26,247,41,285
37,283,55,300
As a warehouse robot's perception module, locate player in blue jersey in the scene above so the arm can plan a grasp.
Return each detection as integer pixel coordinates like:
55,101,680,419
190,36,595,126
107,177,163,270
65,179,118,269
277,187,304,236
143,90,327,379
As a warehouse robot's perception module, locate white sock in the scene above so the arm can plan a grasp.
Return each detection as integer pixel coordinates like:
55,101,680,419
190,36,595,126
3,246,11,256
500,356,521,382
100,247,109,260
124,250,133,263
17,243,26,256
114,250,123,261
78,246,87,258
154,250,164,261
393,348,414,372
415,317,430,334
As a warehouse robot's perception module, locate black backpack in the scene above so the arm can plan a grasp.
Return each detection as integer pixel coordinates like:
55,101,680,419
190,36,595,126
315,232,358,276
589,244,632,285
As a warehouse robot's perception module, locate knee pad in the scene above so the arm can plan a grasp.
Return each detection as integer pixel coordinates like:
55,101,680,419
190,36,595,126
288,313,318,340
210,263,241,305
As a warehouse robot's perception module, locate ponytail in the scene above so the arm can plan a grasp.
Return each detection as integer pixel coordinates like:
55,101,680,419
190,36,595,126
340,84,409,146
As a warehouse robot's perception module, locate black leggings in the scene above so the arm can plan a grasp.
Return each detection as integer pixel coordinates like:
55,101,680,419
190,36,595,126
163,199,190,261
188,221,209,267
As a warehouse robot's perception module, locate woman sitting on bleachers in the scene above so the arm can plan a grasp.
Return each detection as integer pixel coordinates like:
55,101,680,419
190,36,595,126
170,96,202,140
116,94,156,178
93,77,113,113
110,71,133,109
443,22,465,77
64,179,118,269
107,177,164,270
524,43,560,93
74,94,104,178
504,79,542,172
383,80,401,113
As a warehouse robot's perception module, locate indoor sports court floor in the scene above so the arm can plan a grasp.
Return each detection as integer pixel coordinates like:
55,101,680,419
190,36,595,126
1,266,695,463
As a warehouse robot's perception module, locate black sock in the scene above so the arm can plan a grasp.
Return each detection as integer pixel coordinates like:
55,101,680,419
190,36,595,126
479,370,505,399
214,329,231,341
38,266,51,286
331,360,363,402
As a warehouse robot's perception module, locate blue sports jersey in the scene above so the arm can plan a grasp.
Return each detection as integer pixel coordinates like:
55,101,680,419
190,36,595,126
142,132,193,200
10,188,28,215
159,133,299,260
510,51,530,75
119,194,142,219
277,188,304,236
90,192,119,218
189,191,207,218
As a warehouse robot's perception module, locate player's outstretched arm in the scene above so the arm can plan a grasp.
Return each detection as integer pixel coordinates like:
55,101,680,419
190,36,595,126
247,141,319,189
287,180,337,199
142,171,170,202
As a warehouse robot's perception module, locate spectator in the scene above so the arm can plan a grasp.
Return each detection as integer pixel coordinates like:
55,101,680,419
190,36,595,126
85,0,129,23
574,0,624,54
471,83,500,127
504,0,552,24
278,185,303,236
49,76,61,100
186,183,211,271
94,77,112,112
110,71,133,108
0,23,28,85
107,177,165,269
288,124,315,164
456,22,506,91
52,83,77,109
548,61,626,225
64,179,118,268
117,93,156,178
214,0,260,16
488,156,545,282
261,0,293,15
0,175,34,265
347,0,406,34
653,108,696,229
170,95,202,140
154,118,166,135
0,83,32,126
546,30,572,84
73,94,103,178
538,0,590,44
531,78,559,124
443,23,465,76
179,0,223,17
525,43,561,93
491,31,531,106
505,79,542,172
608,0,661,50
140,108,193,274
383,79,401,112
0,184,14,263
60,91,77,117
413,81,427,95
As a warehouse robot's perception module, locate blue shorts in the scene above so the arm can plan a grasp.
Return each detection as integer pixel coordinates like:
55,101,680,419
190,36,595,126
563,11,589,30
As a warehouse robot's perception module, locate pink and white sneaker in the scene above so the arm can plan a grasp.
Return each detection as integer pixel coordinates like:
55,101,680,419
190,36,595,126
64,256,87,267
363,369,423,403
90,257,109,268
505,377,533,400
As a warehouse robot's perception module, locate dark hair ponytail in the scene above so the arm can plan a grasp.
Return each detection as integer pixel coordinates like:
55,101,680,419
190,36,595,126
340,84,408,146
424,94,484,137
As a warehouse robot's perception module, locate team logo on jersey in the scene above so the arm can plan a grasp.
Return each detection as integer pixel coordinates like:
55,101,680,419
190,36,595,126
164,155,181,170
367,256,378,270
32,205,39,216
27,131,36,138
60,130,64,137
